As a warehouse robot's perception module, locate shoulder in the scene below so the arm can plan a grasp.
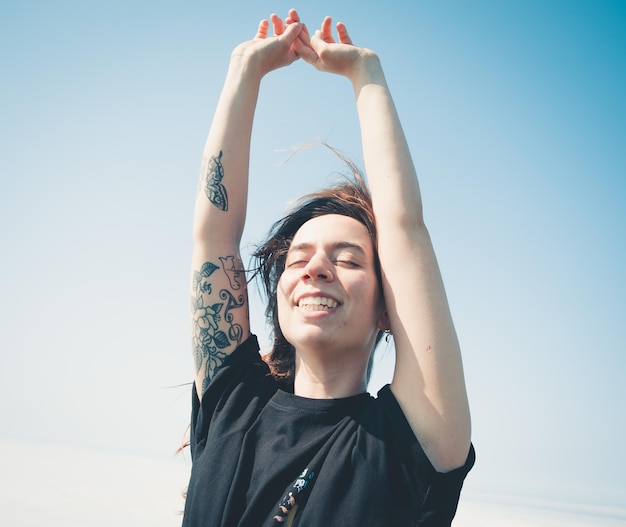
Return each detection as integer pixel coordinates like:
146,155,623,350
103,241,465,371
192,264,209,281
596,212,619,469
190,335,277,456
364,385,475,476
194,334,272,405
359,385,425,453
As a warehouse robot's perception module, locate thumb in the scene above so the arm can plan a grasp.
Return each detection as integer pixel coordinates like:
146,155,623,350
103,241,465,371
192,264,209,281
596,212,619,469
308,29,327,54
281,21,303,44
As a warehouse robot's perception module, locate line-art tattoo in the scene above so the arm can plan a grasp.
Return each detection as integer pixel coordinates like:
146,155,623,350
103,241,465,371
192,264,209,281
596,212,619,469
191,258,246,394
219,255,242,290
203,150,228,211
219,288,245,345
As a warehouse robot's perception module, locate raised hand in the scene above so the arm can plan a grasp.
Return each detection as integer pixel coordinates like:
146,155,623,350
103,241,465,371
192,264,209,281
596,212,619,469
292,16,376,81
231,11,304,79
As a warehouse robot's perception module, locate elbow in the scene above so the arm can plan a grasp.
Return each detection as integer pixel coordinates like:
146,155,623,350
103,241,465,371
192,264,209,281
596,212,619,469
429,426,472,473
192,216,244,247
433,443,472,473
192,224,214,245
392,208,427,238
419,409,472,473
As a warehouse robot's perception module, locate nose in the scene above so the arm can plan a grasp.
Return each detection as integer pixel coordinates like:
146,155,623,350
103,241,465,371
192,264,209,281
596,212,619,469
301,252,333,282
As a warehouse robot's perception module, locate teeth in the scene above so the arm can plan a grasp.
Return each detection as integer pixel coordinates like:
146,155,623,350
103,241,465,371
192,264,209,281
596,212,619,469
298,296,338,309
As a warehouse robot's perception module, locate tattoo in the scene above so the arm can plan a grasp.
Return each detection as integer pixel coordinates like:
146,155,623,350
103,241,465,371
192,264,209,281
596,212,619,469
191,258,246,391
202,150,228,211
219,288,245,344
219,255,242,290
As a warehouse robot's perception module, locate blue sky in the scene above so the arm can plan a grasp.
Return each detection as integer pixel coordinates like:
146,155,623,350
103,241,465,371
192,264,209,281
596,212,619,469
1,0,625,524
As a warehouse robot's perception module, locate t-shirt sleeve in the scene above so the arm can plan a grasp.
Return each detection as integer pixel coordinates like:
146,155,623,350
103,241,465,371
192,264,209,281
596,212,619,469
376,384,475,526
190,334,272,460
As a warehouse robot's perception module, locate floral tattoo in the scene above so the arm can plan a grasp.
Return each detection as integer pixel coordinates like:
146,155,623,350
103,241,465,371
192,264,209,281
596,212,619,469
191,259,245,394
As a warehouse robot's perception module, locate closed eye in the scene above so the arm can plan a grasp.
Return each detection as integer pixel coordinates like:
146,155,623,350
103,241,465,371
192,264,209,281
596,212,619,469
335,260,361,268
287,260,308,268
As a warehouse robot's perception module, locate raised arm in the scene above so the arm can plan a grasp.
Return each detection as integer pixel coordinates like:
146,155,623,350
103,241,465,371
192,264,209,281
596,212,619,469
296,18,471,471
191,12,303,400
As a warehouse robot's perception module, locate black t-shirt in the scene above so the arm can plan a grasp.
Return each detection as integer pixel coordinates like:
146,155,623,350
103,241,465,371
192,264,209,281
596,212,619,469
182,335,474,527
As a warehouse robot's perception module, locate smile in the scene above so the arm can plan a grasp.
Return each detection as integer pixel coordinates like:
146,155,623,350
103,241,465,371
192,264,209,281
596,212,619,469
297,296,339,310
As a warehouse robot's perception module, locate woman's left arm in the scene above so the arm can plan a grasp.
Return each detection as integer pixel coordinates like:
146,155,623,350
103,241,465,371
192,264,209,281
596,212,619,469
299,18,471,472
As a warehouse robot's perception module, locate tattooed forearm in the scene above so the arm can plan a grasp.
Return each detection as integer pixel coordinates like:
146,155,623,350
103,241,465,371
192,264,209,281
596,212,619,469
202,150,228,211
190,258,246,393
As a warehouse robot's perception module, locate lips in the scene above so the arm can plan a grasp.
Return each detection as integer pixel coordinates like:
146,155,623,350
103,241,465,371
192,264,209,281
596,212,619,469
297,295,339,311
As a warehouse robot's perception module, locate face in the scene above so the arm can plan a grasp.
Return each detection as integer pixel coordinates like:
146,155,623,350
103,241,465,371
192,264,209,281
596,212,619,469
277,214,385,360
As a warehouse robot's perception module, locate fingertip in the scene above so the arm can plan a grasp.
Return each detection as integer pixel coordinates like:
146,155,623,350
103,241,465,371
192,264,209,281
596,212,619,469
256,18,269,37
321,16,334,37
336,21,352,44
288,7,300,21
337,21,349,33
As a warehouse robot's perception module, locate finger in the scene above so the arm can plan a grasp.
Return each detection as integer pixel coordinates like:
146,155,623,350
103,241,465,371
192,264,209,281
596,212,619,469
308,29,327,55
281,21,303,45
255,19,269,39
270,13,285,35
293,28,319,64
292,23,313,58
321,16,335,43
291,22,311,45
287,8,300,24
300,23,311,41
292,37,318,64
336,22,353,45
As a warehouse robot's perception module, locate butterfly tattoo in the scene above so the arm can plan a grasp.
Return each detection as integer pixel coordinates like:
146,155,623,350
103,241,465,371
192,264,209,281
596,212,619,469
204,150,228,211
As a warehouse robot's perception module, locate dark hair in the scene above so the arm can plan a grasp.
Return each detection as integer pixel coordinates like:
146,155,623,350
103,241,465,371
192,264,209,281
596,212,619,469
252,170,384,389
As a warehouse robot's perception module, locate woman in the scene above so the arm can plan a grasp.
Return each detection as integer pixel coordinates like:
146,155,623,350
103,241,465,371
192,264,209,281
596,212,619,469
184,9,474,526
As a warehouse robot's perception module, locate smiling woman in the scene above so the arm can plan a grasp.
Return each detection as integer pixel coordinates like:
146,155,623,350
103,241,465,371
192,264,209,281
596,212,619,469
253,176,384,391
183,8,473,526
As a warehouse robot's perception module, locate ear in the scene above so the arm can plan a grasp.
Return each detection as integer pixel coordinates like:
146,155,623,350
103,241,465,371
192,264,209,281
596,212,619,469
376,309,391,331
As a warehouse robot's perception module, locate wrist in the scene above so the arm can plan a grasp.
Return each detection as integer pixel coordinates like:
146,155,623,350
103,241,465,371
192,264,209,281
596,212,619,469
350,51,386,91
228,48,266,85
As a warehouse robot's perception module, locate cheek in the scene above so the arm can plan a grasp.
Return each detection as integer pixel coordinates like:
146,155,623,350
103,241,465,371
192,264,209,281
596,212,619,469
277,270,295,298
276,275,297,342
352,276,383,318
351,274,377,300
276,271,295,315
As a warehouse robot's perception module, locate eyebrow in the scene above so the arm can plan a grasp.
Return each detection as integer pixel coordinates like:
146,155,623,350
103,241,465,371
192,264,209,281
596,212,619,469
288,241,367,257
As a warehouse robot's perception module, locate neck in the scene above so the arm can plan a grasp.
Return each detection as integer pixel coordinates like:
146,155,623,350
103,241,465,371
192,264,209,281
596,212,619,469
293,351,368,399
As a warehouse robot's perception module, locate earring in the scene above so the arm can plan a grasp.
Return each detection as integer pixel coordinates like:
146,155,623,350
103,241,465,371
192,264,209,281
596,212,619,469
384,329,392,343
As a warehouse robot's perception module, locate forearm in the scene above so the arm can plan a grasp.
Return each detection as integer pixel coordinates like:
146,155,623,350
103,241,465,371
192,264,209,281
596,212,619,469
351,53,423,230
193,57,263,245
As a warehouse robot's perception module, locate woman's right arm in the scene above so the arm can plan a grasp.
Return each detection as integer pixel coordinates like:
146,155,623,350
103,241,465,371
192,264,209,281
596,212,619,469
191,12,303,400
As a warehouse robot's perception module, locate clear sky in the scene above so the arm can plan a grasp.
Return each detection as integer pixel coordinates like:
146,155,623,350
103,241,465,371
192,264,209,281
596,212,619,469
1,0,625,524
